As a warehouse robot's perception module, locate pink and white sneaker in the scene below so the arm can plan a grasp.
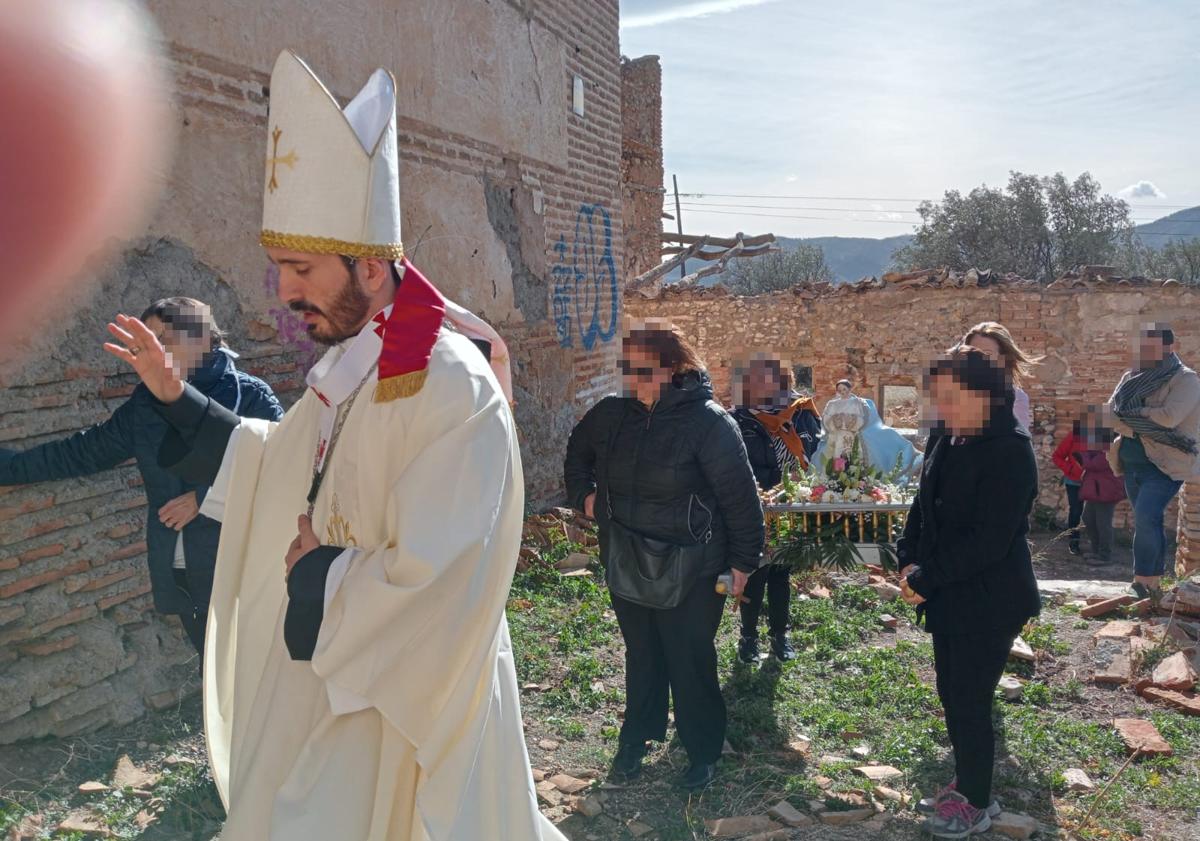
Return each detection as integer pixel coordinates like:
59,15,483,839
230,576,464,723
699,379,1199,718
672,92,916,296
917,779,1001,817
923,791,992,838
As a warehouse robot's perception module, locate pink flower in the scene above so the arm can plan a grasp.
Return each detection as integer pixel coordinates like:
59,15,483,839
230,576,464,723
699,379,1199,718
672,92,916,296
812,485,827,498
833,457,847,473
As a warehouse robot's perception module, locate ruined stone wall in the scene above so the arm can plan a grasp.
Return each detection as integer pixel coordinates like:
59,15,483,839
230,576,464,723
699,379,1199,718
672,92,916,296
620,55,663,284
0,0,626,742
627,280,1200,549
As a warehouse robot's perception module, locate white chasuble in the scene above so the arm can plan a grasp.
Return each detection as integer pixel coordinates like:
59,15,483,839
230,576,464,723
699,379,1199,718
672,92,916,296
203,330,563,841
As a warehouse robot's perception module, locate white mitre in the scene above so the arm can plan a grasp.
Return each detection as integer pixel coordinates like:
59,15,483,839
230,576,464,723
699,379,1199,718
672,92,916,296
259,50,403,259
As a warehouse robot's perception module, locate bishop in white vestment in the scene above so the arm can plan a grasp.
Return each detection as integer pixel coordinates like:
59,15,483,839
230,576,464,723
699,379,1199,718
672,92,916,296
104,50,565,841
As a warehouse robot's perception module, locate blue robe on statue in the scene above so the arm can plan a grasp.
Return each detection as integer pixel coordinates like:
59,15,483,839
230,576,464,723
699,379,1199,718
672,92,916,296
811,396,921,479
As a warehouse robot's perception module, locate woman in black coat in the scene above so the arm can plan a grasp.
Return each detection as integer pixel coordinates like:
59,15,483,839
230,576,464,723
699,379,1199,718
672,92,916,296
897,346,1040,839
564,320,763,791
0,298,283,654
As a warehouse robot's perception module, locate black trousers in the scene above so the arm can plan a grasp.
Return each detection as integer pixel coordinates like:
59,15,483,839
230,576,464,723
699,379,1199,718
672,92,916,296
173,569,207,655
611,575,727,765
1066,483,1083,543
932,629,1019,810
739,563,790,638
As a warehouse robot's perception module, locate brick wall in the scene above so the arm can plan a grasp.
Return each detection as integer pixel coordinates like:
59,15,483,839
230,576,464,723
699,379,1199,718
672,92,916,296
627,277,1200,557
0,0,627,742
621,55,664,283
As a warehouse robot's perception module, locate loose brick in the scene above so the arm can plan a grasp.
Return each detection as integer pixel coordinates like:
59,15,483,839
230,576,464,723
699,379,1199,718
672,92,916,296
1113,718,1172,756
1139,686,1200,716
1082,595,1137,619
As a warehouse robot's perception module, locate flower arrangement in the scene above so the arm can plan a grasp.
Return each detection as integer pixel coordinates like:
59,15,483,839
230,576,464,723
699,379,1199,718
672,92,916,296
778,436,911,507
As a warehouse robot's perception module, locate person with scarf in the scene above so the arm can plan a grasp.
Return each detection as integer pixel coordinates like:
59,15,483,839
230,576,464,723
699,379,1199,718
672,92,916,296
1106,324,1200,598
0,297,283,653
729,354,821,663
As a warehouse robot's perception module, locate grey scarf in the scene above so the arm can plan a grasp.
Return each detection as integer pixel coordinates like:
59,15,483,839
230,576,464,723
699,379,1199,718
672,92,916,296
1113,353,1198,454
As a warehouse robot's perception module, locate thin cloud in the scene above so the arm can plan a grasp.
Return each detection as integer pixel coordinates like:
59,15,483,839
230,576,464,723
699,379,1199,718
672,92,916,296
1119,180,1166,199
621,0,780,29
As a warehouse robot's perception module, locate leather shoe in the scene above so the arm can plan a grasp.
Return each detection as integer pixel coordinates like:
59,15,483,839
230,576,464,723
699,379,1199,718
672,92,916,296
610,741,646,781
678,763,715,790
737,635,760,664
770,634,796,661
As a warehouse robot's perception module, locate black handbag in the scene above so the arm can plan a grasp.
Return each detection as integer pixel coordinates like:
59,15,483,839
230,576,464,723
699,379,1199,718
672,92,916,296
600,407,714,610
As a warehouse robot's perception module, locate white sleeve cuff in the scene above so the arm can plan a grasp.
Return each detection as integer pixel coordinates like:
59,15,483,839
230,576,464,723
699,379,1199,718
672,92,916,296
197,424,242,522
320,547,371,716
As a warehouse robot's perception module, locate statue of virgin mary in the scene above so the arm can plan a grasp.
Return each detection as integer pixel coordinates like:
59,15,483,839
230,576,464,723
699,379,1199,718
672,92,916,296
811,380,921,478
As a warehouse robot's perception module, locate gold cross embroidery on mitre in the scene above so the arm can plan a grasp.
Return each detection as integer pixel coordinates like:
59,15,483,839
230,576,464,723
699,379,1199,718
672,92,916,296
267,126,298,194
325,494,358,547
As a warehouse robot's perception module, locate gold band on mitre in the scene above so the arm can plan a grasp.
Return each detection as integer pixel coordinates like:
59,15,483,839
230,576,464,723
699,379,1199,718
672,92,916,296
260,229,405,260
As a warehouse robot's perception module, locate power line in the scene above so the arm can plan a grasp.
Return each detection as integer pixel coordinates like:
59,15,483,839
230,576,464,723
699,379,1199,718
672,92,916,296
669,198,1200,223
665,206,1200,235
673,200,923,214
672,191,1199,211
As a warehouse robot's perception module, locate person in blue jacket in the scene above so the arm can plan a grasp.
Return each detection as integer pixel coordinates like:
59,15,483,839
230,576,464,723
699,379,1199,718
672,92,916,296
0,297,284,654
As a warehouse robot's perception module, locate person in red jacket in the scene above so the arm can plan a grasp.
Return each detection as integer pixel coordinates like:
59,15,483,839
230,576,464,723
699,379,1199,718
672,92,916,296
1052,421,1086,555
1078,409,1126,565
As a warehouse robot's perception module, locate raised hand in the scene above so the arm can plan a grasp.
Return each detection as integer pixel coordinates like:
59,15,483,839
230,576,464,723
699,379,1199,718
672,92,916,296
103,313,184,404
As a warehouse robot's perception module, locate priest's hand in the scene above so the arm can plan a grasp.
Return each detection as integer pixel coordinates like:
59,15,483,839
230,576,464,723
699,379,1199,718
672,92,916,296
159,491,199,531
103,313,185,404
284,515,320,579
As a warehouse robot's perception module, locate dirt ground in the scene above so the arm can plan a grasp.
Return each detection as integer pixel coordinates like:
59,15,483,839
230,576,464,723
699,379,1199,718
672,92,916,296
2,528,1198,841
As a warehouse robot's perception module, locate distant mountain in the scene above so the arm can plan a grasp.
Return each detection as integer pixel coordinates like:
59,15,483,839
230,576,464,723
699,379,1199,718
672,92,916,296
1136,206,1200,247
676,206,1200,288
782,234,914,282
689,233,913,285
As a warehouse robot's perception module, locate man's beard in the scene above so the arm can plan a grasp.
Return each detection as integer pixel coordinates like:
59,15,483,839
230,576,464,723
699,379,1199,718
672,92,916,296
290,271,372,346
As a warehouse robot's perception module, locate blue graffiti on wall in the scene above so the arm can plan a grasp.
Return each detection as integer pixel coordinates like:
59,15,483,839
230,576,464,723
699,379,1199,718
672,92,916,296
552,237,573,347
552,203,619,350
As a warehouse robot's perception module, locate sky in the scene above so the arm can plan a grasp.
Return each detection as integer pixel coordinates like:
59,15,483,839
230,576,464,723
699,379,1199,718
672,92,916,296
619,0,1200,240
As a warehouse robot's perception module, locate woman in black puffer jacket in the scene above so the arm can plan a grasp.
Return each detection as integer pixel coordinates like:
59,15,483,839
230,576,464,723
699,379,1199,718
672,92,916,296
564,320,763,791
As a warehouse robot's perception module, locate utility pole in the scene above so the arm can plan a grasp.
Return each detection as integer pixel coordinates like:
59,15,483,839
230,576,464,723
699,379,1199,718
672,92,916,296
673,173,685,280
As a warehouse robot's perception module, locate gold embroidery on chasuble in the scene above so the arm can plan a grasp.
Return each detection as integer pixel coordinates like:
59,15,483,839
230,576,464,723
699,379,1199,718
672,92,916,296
325,493,358,547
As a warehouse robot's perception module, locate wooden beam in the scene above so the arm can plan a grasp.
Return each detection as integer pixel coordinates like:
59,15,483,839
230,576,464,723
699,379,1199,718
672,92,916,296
677,240,781,287
662,244,779,261
627,235,711,297
661,231,775,248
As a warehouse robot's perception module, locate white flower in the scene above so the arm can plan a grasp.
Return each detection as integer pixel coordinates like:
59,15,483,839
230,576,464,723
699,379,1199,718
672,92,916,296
796,486,814,501
845,489,862,502
822,490,841,503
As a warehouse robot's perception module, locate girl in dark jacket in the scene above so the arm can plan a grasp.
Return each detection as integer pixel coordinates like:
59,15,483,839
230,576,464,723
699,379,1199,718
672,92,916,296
729,354,821,663
1077,408,1125,565
898,346,1040,839
564,319,764,791
0,298,283,654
